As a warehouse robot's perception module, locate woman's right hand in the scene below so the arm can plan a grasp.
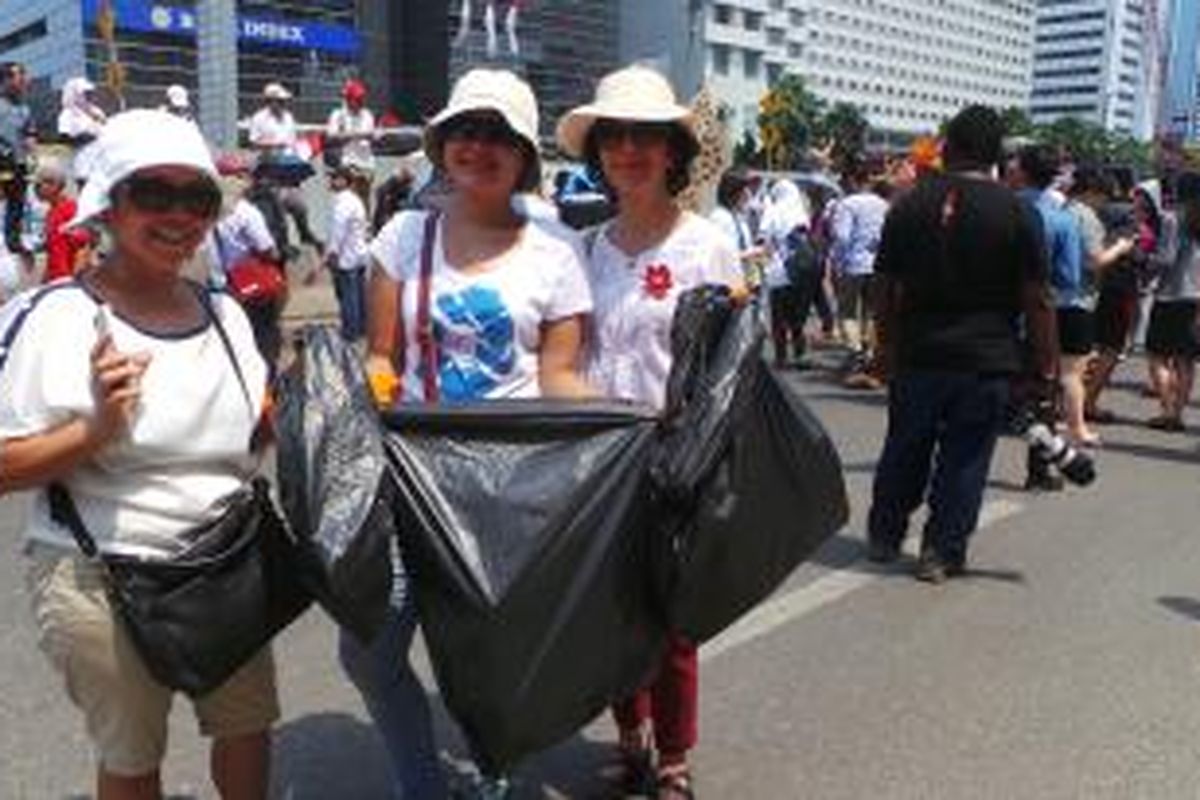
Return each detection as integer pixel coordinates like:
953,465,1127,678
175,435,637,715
88,335,151,445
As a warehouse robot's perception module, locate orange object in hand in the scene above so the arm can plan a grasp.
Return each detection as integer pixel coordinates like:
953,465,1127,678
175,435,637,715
367,369,399,408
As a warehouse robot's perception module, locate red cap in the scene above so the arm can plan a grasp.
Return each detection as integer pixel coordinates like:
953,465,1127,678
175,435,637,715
343,79,367,103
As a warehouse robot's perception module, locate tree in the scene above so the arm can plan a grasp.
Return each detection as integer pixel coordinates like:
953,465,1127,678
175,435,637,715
1037,116,1109,163
757,75,825,170
999,106,1035,139
820,102,869,176
732,130,761,168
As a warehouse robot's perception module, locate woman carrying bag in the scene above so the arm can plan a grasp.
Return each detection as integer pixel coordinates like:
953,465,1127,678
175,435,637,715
0,110,283,800
557,64,744,800
355,68,593,799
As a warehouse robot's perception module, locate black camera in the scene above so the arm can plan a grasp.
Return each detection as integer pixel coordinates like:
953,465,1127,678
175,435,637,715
1025,422,1096,486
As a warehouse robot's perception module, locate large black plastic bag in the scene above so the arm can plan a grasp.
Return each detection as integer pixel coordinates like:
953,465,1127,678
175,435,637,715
655,288,851,644
275,326,396,641
382,403,666,773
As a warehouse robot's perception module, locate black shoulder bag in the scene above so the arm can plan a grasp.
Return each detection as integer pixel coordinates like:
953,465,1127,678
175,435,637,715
48,291,311,697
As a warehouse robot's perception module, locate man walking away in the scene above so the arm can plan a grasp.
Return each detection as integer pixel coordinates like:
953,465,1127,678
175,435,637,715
866,106,1058,584
0,62,35,258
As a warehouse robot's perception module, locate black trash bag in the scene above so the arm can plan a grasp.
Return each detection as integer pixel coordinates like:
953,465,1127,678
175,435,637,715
382,403,666,774
275,326,396,641
655,288,850,644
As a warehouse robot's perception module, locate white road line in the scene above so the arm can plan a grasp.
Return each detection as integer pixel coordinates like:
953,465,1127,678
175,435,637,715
700,498,1025,663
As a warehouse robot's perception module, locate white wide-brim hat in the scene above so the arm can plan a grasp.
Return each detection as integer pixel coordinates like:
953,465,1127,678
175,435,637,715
67,109,218,228
424,68,540,160
263,82,292,100
556,65,696,159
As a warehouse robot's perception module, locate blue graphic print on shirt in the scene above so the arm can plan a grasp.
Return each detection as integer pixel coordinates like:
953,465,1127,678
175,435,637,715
426,285,516,401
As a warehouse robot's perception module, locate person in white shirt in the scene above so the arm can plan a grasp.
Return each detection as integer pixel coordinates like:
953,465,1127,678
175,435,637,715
325,165,370,340
325,79,376,174
56,76,106,185
248,82,321,252
556,64,744,799
0,109,275,800
352,68,592,800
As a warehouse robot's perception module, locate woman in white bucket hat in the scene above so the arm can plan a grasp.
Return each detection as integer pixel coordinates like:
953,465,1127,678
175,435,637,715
345,68,593,800
0,109,276,800
558,64,744,800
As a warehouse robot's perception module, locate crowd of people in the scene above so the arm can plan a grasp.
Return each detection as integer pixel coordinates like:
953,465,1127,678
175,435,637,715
0,50,1198,800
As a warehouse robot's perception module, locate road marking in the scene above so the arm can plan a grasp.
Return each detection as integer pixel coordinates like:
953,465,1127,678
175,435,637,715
700,498,1025,662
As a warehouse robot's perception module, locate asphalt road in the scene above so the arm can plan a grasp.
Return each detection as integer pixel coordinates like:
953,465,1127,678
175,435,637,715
2,353,1200,799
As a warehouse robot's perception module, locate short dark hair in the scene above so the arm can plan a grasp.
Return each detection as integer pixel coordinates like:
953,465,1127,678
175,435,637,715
1069,164,1111,198
0,62,23,85
942,105,1004,171
1016,144,1060,190
716,170,752,209
583,121,699,197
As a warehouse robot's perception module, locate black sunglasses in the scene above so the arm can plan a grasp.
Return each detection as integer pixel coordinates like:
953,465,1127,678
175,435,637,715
441,114,520,147
592,120,676,147
115,175,222,218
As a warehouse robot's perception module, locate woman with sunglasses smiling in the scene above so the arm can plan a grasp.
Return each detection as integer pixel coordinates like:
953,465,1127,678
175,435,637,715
557,65,744,800
0,110,277,800
351,69,593,800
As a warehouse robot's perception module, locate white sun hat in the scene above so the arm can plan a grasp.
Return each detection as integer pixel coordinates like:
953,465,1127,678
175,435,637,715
165,84,190,109
262,82,292,101
424,68,540,159
556,65,696,159
67,109,218,228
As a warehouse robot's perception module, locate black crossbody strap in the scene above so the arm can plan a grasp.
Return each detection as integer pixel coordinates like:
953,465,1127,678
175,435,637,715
194,287,255,419
47,482,100,558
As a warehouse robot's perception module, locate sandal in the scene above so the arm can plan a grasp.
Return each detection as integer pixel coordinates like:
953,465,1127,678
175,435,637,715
656,762,696,800
600,728,654,796
1148,415,1186,432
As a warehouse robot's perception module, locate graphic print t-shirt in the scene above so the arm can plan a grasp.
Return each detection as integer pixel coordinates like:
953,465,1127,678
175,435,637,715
370,211,593,402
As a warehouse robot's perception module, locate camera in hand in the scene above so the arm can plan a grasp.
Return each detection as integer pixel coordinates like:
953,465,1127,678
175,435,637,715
1025,422,1096,486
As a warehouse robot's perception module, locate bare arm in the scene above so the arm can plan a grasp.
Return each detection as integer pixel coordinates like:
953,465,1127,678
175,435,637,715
538,314,594,399
365,262,402,405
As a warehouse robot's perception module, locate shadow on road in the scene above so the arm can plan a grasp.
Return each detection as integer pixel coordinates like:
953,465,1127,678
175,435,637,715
1157,596,1200,624
271,712,392,799
1100,439,1199,466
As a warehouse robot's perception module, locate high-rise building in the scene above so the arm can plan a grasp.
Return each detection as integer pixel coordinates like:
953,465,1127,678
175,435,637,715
1162,0,1199,139
1030,0,1153,139
689,0,1035,141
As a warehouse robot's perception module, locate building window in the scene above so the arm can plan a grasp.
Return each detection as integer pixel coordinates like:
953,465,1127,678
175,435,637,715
0,18,48,57
744,11,764,31
714,4,734,25
712,43,731,75
745,50,762,79
767,62,784,86
767,27,785,46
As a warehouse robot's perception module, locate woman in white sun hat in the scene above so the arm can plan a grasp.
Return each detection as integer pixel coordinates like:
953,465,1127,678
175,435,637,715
557,63,744,800
0,109,275,800
348,67,593,800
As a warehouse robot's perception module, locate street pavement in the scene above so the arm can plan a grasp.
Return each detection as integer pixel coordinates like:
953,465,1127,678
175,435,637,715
3,352,1200,799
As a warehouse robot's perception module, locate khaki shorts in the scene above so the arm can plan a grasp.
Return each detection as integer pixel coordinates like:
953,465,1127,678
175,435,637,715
25,552,280,777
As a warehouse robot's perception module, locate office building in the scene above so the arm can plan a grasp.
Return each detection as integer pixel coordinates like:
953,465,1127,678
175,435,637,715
1161,0,1198,139
1030,0,1153,139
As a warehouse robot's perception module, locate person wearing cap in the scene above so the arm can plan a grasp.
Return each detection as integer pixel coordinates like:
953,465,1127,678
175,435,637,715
160,84,194,121
324,163,370,341
326,78,376,175
349,67,593,800
556,63,744,800
34,158,94,282
249,82,322,255
0,109,277,800
57,76,107,186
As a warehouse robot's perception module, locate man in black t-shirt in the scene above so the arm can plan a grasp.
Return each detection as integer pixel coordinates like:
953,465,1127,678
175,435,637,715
866,105,1058,583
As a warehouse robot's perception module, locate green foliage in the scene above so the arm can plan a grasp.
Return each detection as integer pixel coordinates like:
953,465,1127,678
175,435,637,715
999,106,1035,139
757,75,826,170
821,102,869,175
732,130,761,168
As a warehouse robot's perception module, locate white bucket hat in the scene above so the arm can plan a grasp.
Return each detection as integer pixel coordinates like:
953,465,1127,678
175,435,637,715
263,82,292,101
424,68,540,159
67,109,218,228
556,65,696,159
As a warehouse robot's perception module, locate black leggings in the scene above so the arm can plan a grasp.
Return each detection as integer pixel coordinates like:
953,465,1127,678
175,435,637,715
769,269,821,361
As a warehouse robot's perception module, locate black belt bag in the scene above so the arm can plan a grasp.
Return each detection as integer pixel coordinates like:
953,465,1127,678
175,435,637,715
48,477,311,697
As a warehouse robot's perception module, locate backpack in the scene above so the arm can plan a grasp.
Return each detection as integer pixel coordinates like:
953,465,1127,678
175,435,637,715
783,226,818,284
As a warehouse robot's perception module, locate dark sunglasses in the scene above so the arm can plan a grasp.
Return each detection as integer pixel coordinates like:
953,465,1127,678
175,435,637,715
441,114,520,147
591,120,676,147
115,175,222,218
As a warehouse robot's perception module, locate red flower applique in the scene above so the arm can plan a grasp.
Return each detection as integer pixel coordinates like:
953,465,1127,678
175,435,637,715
643,263,673,300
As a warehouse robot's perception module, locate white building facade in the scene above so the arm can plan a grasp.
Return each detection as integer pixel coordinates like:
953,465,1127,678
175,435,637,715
691,0,1035,140
1030,0,1153,139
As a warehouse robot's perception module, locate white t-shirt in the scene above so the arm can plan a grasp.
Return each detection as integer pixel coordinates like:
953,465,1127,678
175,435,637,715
214,199,277,270
248,107,298,152
326,106,376,171
370,210,593,403
586,212,741,410
0,283,268,559
328,189,369,271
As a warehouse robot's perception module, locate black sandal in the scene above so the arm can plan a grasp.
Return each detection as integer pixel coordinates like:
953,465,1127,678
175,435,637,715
656,763,695,800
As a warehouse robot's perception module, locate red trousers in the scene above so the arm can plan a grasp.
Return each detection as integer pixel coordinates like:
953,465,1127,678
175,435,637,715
612,633,698,757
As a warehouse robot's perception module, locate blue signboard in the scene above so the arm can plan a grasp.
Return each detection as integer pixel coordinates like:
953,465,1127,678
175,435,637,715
81,1,362,57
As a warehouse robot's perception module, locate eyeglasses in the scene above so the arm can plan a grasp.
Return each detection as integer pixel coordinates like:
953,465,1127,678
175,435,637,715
115,175,222,219
591,120,676,148
441,114,519,147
